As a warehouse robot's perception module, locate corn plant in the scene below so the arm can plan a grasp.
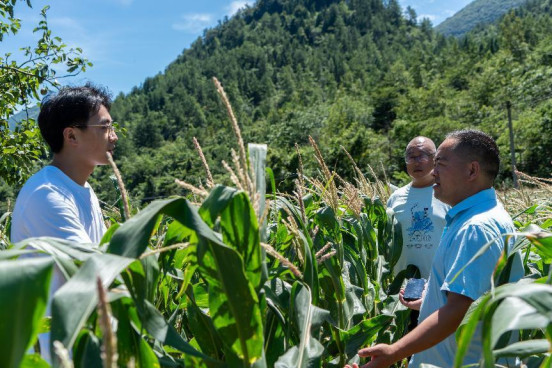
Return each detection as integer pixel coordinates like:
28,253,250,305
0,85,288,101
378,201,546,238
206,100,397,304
0,78,403,368
0,79,550,368
0,178,404,368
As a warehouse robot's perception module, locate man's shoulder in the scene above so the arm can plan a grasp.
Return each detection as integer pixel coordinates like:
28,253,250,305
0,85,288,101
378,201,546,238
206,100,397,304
388,184,411,203
16,185,77,218
451,207,514,249
464,201,514,233
15,167,78,210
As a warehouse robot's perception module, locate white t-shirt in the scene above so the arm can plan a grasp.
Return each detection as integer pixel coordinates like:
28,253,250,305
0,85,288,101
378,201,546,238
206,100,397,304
11,165,106,243
11,165,106,362
387,183,449,279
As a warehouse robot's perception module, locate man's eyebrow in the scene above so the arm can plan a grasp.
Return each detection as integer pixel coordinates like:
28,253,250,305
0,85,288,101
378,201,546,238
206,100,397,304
99,118,113,124
435,155,447,161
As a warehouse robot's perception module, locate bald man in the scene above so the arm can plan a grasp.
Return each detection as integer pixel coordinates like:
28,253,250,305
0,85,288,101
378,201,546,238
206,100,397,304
387,137,449,280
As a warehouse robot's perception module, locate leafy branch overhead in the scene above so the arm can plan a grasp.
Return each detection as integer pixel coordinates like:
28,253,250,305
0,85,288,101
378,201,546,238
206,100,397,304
0,2,91,185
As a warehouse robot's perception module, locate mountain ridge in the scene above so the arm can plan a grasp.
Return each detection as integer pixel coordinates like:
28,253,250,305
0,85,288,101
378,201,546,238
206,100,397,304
92,0,550,205
435,0,530,37
8,105,40,131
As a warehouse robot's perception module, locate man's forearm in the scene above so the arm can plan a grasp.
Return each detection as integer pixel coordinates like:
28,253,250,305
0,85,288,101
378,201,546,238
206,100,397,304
389,296,472,361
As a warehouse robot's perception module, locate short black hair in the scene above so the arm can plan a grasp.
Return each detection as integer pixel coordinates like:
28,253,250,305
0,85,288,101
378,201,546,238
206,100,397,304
446,129,500,182
38,83,112,153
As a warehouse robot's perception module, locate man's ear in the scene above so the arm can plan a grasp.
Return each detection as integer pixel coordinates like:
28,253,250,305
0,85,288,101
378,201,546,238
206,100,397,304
63,127,80,148
468,161,480,182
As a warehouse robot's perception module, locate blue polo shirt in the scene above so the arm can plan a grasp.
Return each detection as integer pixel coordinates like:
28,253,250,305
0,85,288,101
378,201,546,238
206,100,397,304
410,188,524,368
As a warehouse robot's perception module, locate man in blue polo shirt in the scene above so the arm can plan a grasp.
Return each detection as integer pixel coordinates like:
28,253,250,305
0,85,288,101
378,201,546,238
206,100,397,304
350,130,524,367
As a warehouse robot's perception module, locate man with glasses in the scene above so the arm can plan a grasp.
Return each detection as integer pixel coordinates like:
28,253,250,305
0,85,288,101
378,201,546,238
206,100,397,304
387,137,449,330
11,84,117,361
388,136,449,281
12,84,117,243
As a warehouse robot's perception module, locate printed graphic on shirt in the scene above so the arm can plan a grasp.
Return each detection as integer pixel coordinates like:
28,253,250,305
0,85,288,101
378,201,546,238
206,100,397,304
406,203,434,249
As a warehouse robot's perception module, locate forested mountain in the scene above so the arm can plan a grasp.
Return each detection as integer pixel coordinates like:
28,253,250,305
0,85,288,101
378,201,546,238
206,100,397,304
436,0,530,37
1,0,550,216
84,0,551,208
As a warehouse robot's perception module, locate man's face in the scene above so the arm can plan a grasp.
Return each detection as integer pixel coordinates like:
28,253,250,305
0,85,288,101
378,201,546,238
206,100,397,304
405,142,435,182
78,105,118,166
432,138,471,206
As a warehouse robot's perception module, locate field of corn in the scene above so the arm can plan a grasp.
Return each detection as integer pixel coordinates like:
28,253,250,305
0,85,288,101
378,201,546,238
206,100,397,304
0,79,551,368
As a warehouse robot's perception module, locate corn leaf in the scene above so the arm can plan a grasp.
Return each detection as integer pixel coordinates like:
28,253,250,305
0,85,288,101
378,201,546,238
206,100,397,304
0,258,53,367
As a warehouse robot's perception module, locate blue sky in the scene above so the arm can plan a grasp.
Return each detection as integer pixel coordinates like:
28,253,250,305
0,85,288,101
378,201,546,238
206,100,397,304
1,0,472,97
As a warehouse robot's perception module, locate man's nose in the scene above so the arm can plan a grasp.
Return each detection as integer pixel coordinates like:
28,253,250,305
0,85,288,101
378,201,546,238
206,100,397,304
110,131,118,142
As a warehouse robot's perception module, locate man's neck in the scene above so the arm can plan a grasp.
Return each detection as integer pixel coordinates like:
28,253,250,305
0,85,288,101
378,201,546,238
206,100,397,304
51,154,94,187
448,185,493,207
411,176,434,188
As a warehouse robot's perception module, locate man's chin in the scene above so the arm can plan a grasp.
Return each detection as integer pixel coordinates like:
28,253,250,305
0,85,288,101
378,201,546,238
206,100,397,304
98,158,111,166
433,188,454,206
410,171,428,178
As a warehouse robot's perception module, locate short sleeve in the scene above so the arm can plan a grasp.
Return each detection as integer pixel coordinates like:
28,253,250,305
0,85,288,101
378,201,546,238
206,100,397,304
441,224,503,301
22,187,93,243
387,192,396,208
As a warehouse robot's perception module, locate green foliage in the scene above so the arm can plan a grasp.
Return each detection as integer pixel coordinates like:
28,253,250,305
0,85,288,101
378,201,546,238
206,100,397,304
0,135,414,368
0,257,53,367
0,0,551,367
2,174,550,367
0,199,12,249
0,127,551,368
74,0,551,208
0,2,90,186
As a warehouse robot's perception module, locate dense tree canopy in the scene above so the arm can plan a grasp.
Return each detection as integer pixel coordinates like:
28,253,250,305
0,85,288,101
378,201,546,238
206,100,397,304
2,0,551,213
85,0,551,209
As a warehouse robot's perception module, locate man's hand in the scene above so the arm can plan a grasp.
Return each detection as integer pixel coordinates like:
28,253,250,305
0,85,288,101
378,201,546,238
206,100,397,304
357,344,400,368
399,288,422,310
343,344,399,368
346,292,474,368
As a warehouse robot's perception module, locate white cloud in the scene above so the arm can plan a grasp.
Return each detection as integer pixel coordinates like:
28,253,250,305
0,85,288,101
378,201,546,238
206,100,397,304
172,13,214,33
418,13,438,22
226,0,254,17
443,9,456,16
46,17,126,66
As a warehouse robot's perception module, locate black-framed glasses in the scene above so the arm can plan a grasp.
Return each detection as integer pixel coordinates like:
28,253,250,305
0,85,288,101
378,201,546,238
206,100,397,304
405,152,434,164
72,123,117,135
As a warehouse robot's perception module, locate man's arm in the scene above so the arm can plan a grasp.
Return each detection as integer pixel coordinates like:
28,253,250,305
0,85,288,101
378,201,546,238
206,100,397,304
358,292,473,368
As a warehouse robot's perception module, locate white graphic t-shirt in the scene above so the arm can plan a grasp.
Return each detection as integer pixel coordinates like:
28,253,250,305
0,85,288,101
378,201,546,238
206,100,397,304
387,183,449,279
